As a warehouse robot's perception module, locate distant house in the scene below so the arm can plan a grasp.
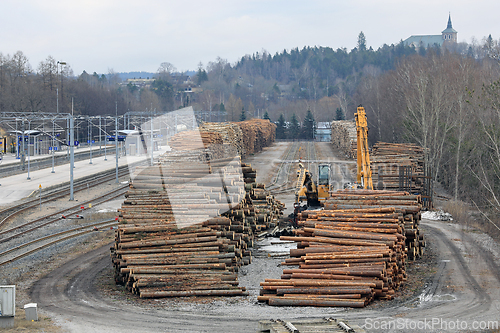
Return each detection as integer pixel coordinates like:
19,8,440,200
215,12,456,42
404,14,457,48
122,78,155,89
316,122,331,142
171,74,193,85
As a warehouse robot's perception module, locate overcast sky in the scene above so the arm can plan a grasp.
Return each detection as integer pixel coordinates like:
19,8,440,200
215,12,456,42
1,0,499,75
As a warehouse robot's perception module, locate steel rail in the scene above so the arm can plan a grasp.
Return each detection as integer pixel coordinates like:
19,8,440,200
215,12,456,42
0,186,128,243
0,167,130,229
0,220,119,267
267,142,300,190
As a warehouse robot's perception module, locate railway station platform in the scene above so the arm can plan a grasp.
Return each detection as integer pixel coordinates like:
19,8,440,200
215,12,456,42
0,146,170,206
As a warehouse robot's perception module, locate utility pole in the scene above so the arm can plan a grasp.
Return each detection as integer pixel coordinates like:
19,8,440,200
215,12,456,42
151,109,154,166
27,120,31,180
115,101,119,183
89,118,93,164
21,120,25,171
70,115,74,200
104,116,107,161
51,118,55,173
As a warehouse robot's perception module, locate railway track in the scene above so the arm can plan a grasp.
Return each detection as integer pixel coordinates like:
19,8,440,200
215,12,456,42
266,141,299,190
0,162,134,268
0,185,128,244
0,165,130,230
269,141,318,194
0,219,119,267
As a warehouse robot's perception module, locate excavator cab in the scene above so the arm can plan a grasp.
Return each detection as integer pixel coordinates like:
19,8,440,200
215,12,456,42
318,164,330,186
317,163,331,203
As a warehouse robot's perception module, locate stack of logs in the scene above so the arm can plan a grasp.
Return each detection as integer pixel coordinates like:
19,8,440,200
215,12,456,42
371,142,427,194
169,131,223,150
236,119,277,156
171,120,276,158
258,189,424,307
324,189,425,260
226,162,285,236
111,149,284,298
199,122,245,157
169,130,236,161
112,222,249,298
330,120,357,158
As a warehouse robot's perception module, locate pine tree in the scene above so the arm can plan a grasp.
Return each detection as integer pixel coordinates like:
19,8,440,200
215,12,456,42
263,111,270,121
276,113,287,139
335,108,344,120
196,68,208,85
303,110,316,140
289,113,300,139
357,31,367,52
239,107,247,121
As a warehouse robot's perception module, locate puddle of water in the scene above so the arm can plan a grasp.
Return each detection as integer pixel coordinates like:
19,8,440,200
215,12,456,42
433,294,456,301
257,237,297,253
418,291,456,304
97,208,117,213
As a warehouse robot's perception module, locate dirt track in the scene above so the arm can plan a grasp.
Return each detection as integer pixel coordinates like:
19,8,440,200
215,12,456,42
23,143,500,332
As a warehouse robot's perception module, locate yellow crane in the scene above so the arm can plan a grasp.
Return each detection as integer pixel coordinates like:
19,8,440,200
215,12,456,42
355,106,373,190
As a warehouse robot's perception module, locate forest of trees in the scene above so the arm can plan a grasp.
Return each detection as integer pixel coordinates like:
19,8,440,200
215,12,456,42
2,33,500,222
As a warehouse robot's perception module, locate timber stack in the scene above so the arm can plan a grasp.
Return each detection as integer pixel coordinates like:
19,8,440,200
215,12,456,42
171,119,276,158
169,130,223,150
330,120,357,158
324,189,425,260
198,122,245,157
370,142,431,208
258,189,424,307
236,119,277,156
169,130,236,160
111,148,284,298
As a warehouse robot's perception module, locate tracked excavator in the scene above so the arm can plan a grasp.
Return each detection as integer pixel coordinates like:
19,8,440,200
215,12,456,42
294,106,373,210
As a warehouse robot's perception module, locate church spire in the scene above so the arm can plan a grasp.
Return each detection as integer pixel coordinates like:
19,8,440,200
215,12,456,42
447,12,453,29
442,13,457,43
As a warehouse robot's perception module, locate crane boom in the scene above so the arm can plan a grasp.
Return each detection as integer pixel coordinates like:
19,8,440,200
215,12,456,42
355,106,373,190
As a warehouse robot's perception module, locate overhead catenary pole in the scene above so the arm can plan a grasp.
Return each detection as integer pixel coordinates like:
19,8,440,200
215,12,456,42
70,114,75,201
27,120,31,180
21,120,25,170
104,116,107,161
51,118,55,173
89,118,93,164
99,116,102,153
66,116,69,159
150,109,154,166
116,101,119,183
15,119,19,159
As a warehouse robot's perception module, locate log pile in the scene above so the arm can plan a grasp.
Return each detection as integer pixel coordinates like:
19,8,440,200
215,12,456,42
112,223,249,298
198,120,276,158
199,122,245,157
330,120,357,158
370,142,431,208
325,189,425,260
169,131,223,151
111,149,284,298
258,189,424,307
236,119,276,156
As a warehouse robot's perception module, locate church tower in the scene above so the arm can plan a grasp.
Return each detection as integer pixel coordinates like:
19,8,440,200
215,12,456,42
442,13,457,43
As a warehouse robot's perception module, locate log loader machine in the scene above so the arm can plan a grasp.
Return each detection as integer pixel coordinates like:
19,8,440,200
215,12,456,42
354,105,373,190
294,106,373,210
